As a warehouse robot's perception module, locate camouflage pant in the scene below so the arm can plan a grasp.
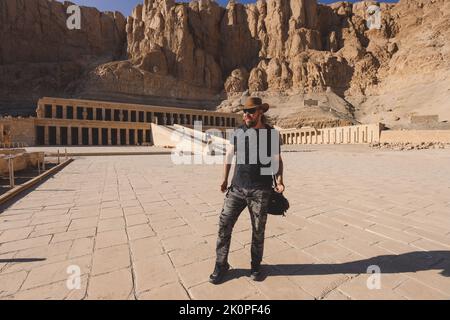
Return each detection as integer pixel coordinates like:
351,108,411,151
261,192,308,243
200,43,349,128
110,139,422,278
215,185,271,267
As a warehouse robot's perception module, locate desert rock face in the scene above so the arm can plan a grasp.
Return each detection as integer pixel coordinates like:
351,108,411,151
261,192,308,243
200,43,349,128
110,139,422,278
1,0,449,129
0,0,126,115
83,0,379,110
354,0,450,129
216,0,450,129
79,0,225,104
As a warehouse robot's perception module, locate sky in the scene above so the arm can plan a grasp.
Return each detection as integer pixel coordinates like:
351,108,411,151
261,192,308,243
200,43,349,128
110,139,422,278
64,0,399,16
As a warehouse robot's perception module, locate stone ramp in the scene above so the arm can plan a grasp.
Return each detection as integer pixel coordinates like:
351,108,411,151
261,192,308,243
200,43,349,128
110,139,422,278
151,124,228,155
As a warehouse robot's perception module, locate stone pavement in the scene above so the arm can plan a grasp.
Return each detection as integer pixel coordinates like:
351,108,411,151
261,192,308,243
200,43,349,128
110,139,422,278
1,146,450,300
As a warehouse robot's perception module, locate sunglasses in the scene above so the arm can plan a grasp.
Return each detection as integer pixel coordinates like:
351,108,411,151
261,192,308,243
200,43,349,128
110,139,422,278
243,107,258,115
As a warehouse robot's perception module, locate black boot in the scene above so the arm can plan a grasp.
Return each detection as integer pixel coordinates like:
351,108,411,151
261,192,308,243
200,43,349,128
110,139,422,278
209,262,230,285
250,262,262,281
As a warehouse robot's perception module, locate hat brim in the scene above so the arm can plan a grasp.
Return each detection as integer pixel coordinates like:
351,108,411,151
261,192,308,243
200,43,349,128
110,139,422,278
242,103,269,113
260,103,269,113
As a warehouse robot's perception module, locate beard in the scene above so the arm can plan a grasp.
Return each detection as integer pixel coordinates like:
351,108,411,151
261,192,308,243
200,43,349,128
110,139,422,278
245,119,258,127
245,117,259,128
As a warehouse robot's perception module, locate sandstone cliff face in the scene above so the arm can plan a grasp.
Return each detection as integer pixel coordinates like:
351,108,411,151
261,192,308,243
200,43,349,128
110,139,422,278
0,0,126,114
83,0,382,106
1,0,449,129
216,0,450,129
99,0,402,100
353,0,450,128
78,0,226,103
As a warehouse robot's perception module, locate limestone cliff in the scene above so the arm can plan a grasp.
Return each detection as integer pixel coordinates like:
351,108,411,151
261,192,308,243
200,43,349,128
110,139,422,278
1,0,449,129
0,0,126,115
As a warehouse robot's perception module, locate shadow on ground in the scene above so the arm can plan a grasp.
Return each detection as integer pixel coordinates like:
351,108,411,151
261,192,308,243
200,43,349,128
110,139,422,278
0,258,46,263
223,251,450,283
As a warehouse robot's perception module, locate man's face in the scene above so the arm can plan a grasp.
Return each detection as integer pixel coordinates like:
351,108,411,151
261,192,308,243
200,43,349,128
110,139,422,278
243,107,262,127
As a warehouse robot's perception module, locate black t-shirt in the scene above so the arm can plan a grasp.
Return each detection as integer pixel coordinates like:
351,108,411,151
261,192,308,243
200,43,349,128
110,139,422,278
230,123,282,190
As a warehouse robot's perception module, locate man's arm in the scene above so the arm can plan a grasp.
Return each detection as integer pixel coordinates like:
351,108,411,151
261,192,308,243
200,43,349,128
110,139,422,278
221,143,234,192
275,154,284,184
273,131,285,193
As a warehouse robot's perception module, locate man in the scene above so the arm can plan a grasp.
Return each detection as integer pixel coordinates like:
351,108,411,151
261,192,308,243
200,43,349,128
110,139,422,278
209,97,285,284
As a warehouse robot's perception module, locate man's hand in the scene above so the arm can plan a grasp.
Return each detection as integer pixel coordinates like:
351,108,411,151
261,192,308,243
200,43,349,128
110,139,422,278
220,180,228,193
274,183,285,193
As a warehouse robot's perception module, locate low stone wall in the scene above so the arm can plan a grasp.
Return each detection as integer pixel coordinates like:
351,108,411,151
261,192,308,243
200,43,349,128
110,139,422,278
0,118,36,146
380,130,450,144
0,150,44,175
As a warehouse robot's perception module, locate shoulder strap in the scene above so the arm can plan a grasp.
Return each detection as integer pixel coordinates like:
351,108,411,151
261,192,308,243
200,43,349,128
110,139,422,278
237,124,248,132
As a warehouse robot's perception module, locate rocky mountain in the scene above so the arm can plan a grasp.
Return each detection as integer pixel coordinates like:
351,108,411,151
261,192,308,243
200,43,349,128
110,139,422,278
0,0,126,114
1,0,449,129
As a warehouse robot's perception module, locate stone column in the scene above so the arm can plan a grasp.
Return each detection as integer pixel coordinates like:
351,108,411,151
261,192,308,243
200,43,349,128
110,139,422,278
63,106,67,119
56,127,61,145
117,128,121,145
78,127,83,145
99,128,103,145
44,126,49,145
68,127,72,146
88,128,93,146
102,108,106,121
51,105,55,118
107,128,112,145
37,104,44,118
93,109,97,121
125,129,130,145
366,126,369,143
82,108,87,120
